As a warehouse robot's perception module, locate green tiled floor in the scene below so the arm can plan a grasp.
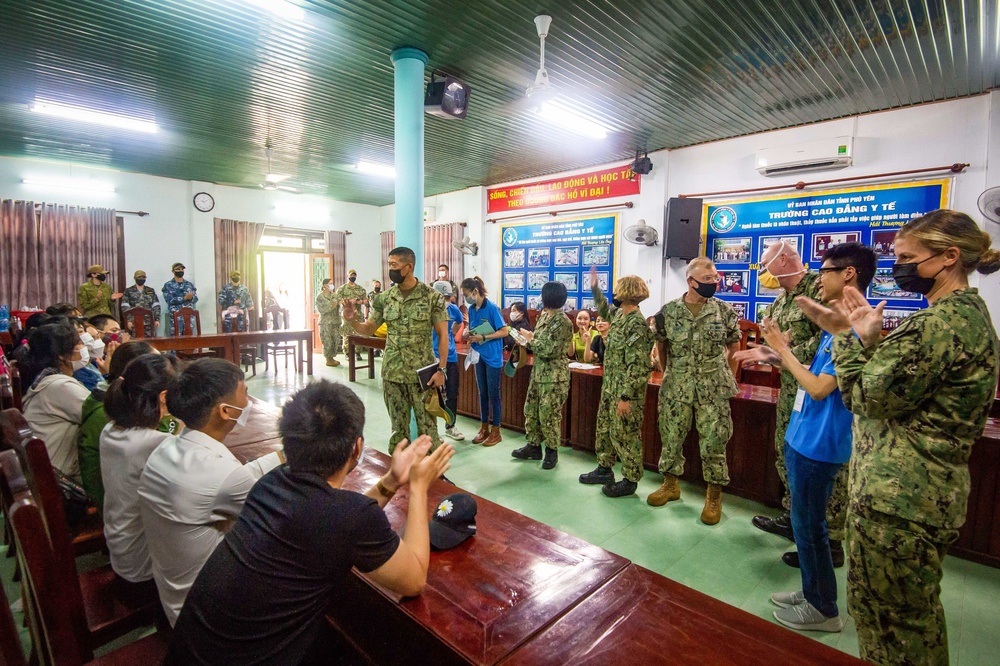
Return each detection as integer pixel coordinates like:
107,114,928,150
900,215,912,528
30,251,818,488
247,355,1000,664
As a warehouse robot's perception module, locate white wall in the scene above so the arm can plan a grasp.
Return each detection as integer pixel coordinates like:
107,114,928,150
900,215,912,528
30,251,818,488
0,155,381,331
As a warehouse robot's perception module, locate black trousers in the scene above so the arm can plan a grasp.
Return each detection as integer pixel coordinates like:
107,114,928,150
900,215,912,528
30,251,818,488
445,360,460,419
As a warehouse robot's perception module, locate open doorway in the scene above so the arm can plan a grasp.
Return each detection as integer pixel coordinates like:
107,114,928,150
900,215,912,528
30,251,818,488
257,228,328,333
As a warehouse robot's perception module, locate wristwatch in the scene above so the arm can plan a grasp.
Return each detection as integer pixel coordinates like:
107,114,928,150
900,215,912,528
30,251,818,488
437,366,447,375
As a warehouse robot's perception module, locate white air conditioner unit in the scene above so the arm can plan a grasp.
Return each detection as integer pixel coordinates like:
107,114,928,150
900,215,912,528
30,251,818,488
755,137,853,177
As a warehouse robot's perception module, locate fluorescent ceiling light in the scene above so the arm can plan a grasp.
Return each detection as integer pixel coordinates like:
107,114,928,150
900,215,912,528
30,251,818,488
355,161,396,179
22,177,116,193
244,0,306,21
264,173,290,183
537,102,608,140
30,100,158,134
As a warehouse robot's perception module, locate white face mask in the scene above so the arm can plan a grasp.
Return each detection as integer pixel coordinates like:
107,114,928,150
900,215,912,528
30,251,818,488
72,346,89,371
510,312,522,322
763,241,806,279
356,440,366,467
438,270,447,278
326,283,336,291
223,401,252,427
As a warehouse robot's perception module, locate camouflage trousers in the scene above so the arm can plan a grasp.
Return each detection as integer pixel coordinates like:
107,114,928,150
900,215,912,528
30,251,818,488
657,396,732,485
774,382,796,509
524,379,568,450
847,505,959,666
320,320,342,360
827,465,849,542
595,390,645,483
383,380,441,454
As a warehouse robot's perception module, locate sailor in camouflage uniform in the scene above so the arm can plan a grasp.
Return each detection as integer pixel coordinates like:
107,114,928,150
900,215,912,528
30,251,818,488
801,211,1000,665
217,270,254,332
336,269,368,356
343,247,449,453
121,270,161,334
579,268,654,498
162,262,198,336
315,278,342,366
78,264,122,317
511,281,574,470
648,258,741,525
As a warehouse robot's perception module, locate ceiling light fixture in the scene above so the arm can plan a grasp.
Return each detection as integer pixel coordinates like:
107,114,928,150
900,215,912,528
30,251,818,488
536,102,608,140
30,100,158,134
244,0,306,21
355,161,396,179
21,177,116,193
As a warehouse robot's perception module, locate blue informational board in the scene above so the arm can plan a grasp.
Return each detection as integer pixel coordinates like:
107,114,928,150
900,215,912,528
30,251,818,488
500,215,618,312
702,180,949,330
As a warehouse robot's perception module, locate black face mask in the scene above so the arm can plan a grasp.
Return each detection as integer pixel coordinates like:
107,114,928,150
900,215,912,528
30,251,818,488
691,279,717,299
612,296,622,308
349,276,356,282
232,278,240,284
135,279,146,286
373,287,381,293
892,254,942,295
388,269,405,285
96,274,107,282
174,271,185,279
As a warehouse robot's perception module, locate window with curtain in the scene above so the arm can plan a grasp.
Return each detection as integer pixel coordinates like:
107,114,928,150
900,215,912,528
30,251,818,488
325,230,346,286
379,230,395,288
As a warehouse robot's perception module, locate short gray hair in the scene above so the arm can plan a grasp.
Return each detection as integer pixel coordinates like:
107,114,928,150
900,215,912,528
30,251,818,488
685,257,716,278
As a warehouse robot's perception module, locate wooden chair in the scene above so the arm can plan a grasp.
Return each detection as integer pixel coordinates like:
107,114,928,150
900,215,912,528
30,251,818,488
736,319,781,386
170,307,200,337
738,319,760,350
9,498,170,666
0,449,30,581
122,307,156,339
262,305,297,372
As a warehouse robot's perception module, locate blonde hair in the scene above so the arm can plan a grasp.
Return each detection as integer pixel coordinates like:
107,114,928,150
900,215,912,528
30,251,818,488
685,257,716,277
612,275,649,304
897,209,1000,275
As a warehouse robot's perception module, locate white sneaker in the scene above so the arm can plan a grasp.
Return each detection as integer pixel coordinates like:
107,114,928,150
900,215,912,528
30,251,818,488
446,426,465,441
773,601,843,632
770,590,805,608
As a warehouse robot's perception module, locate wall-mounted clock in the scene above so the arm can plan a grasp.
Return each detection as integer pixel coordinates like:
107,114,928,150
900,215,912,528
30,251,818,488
193,192,215,212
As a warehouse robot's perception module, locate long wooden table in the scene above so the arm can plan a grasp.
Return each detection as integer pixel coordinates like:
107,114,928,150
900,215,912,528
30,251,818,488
347,334,385,382
148,330,314,375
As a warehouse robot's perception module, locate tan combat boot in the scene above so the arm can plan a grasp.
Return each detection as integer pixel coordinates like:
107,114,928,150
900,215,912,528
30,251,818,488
701,483,723,525
647,474,681,506
482,426,503,447
471,423,490,444
325,358,340,367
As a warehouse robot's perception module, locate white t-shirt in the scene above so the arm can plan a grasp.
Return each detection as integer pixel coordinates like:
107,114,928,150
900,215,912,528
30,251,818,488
138,429,282,625
100,424,171,583
22,373,90,479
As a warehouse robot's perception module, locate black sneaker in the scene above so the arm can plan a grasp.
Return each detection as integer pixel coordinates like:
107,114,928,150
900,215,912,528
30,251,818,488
752,512,795,541
512,443,543,460
542,447,558,470
579,465,615,485
602,479,638,498
782,540,845,569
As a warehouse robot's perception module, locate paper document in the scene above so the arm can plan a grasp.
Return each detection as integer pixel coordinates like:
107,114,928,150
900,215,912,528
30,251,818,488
569,362,600,370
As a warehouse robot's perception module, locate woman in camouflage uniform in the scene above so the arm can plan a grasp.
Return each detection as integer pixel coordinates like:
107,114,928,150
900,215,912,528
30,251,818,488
798,210,1000,665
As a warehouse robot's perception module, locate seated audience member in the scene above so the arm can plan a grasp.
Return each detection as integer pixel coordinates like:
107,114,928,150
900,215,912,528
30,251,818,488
21,322,90,479
69,317,110,390
102,352,182,582
12,312,51,369
78,340,157,507
166,380,454,665
138,357,285,625
569,309,596,359
90,314,130,344
584,315,610,364
504,301,533,351
45,302,82,317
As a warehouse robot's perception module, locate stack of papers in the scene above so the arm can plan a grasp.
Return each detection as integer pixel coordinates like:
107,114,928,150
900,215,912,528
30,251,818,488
569,362,600,370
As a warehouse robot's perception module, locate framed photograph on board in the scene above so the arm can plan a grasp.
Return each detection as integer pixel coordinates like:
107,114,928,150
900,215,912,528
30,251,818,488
563,297,578,312
555,246,580,266
872,231,898,258
869,268,923,301
503,296,523,309
528,248,550,268
728,301,749,320
713,237,752,264
527,295,543,310
583,244,610,266
812,232,860,261
582,271,610,291
759,235,803,263
504,273,525,290
580,297,596,311
527,272,549,291
553,272,578,291
504,249,525,268
755,301,772,323
717,270,749,295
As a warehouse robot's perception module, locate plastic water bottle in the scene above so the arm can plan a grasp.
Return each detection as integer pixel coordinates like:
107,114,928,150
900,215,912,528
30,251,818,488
0,305,9,333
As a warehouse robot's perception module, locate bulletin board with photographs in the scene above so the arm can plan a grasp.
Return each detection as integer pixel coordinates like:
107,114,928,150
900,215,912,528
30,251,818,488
500,214,618,312
702,180,950,327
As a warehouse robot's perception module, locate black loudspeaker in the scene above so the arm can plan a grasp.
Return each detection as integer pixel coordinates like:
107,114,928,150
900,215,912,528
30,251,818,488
663,197,703,260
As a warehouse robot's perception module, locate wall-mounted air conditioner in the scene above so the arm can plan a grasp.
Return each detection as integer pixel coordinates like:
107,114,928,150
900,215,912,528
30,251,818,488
755,137,853,177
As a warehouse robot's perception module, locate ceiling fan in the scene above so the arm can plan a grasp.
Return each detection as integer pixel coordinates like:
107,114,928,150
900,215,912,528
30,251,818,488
260,144,296,192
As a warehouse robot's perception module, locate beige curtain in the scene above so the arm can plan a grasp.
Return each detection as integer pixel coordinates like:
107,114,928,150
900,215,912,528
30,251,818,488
88,207,119,293
325,230,346,285
379,230,395,288
424,222,465,285
214,218,266,330
0,200,41,309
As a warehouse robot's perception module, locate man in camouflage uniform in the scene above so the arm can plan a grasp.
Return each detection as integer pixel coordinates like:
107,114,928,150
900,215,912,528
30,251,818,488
749,240,823,539
121,269,161,335
343,246,448,453
217,270,254,332
315,278,342,366
78,264,122,317
579,269,654,497
336,268,368,358
367,280,384,356
511,281,574,470
648,258,741,525
162,262,198,336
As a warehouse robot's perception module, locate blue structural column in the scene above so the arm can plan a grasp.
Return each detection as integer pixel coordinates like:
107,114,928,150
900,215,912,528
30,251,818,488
390,47,428,271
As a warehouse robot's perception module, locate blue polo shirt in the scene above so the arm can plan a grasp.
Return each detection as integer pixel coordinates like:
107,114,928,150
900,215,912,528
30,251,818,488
784,331,853,464
432,303,463,363
468,298,506,368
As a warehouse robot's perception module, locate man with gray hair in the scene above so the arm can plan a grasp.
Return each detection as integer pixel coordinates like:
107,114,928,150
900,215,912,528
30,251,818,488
647,257,741,524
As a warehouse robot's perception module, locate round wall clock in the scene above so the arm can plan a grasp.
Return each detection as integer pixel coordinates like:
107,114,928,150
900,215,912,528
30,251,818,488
193,192,215,212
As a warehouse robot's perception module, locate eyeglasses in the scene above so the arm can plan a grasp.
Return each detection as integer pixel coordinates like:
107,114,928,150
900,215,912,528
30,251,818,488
817,266,849,274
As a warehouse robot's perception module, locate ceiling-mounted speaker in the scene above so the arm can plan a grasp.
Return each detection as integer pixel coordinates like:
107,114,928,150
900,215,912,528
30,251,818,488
425,73,471,119
663,197,702,260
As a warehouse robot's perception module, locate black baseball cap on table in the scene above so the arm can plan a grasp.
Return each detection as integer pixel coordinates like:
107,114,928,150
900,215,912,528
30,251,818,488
429,493,477,550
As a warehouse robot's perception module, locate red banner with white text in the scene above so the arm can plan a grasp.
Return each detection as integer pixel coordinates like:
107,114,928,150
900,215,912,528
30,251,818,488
487,164,641,214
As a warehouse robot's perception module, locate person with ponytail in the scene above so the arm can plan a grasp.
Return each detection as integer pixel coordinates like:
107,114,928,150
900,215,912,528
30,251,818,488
796,209,1000,664
460,276,508,447
101,352,182,582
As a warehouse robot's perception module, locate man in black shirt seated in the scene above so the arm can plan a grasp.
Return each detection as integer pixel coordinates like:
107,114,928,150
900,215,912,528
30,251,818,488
166,380,455,666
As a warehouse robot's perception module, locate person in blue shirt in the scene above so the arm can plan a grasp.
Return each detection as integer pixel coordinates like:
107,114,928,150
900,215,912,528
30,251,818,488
759,242,876,633
460,277,508,447
432,281,465,442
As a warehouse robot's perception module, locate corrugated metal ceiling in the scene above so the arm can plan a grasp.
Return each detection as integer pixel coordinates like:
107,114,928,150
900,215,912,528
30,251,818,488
0,0,996,206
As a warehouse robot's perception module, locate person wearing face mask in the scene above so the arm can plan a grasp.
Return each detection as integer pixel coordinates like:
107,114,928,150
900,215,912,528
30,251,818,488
460,276,509,447
21,321,92,480
121,269,161,335
162,262,199,336
796,210,1000,665
343,247,449,454
583,315,610,364
70,318,109,390
78,264,123,318
316,278,343,367
503,302,533,352
747,240,823,539
646,257,741,524
217,270,254,333
335,269,369,359
437,264,460,305
138,358,286,625
367,280,383,355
